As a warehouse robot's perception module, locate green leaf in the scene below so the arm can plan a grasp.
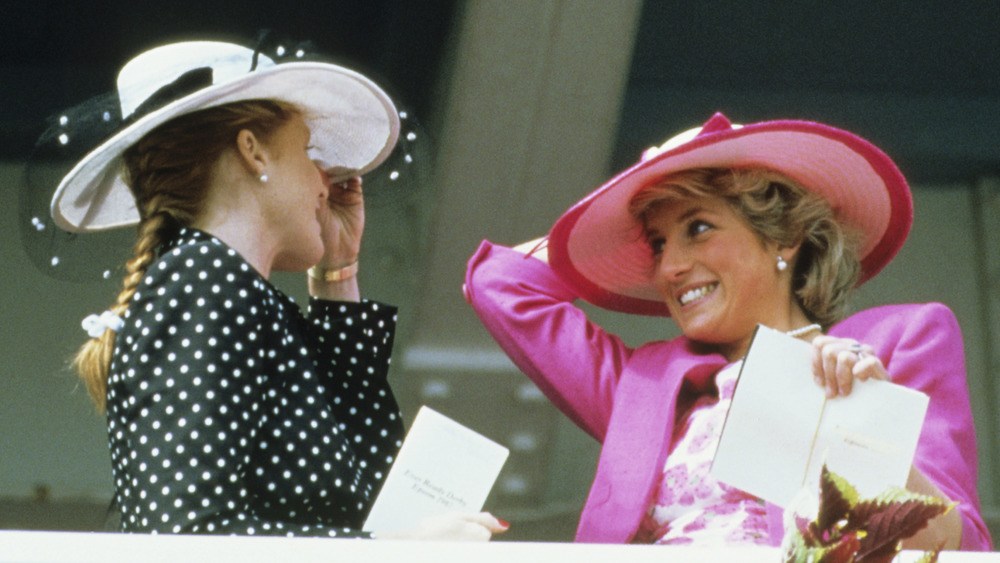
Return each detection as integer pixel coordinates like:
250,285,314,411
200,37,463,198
783,529,862,563
784,465,952,563
853,493,952,560
816,465,860,533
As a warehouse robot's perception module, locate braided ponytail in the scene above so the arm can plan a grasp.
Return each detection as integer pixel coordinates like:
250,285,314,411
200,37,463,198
73,212,169,409
72,99,300,411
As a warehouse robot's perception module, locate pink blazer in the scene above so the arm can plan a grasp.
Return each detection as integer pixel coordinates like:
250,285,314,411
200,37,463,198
464,241,991,549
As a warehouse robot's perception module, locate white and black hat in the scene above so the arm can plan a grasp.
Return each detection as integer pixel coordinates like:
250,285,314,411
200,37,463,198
50,39,400,233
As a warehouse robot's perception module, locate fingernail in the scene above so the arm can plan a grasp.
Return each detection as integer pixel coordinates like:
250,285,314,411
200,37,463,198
498,519,510,529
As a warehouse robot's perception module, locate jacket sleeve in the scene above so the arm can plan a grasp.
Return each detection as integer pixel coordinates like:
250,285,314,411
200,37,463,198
463,240,634,441
305,298,405,493
833,303,992,550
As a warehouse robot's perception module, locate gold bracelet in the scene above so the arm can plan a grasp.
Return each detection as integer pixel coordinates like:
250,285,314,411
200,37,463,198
307,261,359,282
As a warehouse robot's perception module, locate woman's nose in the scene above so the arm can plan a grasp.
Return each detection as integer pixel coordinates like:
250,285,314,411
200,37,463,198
655,243,691,283
316,165,331,196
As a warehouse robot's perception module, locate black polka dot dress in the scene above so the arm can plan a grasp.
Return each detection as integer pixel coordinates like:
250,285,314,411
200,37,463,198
106,228,404,537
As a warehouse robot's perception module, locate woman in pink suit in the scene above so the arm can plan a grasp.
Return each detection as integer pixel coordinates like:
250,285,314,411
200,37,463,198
464,113,991,550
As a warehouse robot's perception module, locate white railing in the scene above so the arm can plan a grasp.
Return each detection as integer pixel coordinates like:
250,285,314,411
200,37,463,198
0,530,997,563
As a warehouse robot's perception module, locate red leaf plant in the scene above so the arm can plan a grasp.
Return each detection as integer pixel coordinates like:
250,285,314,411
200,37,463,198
782,465,953,563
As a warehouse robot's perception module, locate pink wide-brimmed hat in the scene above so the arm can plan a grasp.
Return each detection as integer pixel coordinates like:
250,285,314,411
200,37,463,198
547,112,913,316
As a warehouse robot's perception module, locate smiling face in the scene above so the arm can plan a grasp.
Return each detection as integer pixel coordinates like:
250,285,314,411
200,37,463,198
642,193,807,360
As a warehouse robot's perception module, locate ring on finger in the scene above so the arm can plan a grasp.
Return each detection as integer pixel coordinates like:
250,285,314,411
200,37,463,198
849,343,867,359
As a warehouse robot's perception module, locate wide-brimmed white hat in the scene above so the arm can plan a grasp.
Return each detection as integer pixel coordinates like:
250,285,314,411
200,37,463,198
50,40,400,233
547,112,913,316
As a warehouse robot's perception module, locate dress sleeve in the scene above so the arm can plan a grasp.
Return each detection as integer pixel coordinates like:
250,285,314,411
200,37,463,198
834,303,992,550
463,240,634,441
305,298,405,495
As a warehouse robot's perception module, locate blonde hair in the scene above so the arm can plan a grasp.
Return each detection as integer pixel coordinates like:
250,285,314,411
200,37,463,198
73,99,301,411
628,167,862,327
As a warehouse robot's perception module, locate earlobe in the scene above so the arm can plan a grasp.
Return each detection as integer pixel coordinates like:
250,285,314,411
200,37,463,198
774,240,802,273
235,129,267,179
777,238,804,261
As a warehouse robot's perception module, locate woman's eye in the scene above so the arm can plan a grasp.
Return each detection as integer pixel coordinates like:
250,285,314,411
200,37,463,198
648,237,665,255
687,220,712,237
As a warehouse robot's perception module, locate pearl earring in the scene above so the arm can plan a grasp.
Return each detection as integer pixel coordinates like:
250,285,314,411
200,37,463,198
776,255,788,271
259,171,269,183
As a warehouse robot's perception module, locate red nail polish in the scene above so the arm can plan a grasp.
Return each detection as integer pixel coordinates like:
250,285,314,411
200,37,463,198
498,519,510,529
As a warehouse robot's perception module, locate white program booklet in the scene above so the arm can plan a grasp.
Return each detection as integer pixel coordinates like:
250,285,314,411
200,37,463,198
711,325,929,507
363,406,510,534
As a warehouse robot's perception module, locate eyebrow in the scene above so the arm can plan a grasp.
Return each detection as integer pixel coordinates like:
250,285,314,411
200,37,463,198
676,206,705,223
645,204,704,232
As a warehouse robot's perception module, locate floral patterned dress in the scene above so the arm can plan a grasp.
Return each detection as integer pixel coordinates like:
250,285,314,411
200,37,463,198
634,361,770,545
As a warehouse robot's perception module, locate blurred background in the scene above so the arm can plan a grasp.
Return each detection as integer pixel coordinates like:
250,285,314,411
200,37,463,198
2,0,998,544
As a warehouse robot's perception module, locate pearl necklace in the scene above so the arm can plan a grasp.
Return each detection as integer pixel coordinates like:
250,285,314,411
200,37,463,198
785,323,822,338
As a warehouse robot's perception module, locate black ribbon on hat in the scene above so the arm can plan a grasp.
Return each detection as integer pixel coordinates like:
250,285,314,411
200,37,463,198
123,66,214,126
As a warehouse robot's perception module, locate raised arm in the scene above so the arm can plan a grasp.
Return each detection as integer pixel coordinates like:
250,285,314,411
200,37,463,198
463,239,635,441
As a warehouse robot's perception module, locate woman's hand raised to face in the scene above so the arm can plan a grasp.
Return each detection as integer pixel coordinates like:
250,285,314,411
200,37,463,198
316,174,364,270
810,335,889,398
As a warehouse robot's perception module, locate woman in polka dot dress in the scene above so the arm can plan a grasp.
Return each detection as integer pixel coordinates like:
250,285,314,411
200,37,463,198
46,40,507,540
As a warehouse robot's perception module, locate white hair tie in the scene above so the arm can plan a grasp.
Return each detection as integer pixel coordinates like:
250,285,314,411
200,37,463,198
81,310,125,338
